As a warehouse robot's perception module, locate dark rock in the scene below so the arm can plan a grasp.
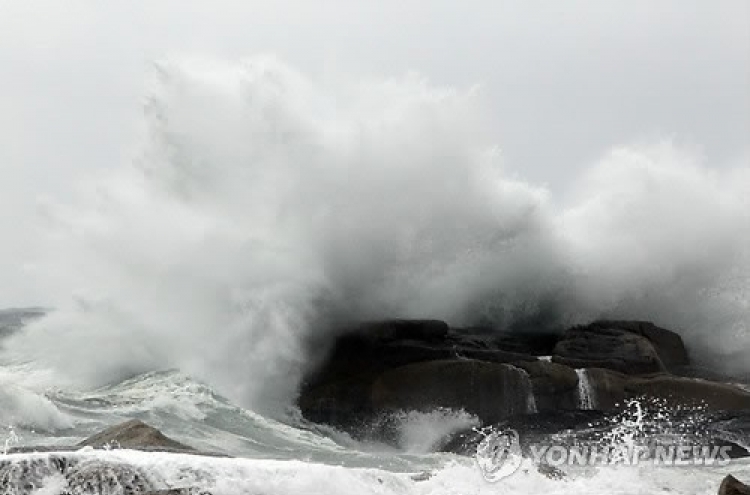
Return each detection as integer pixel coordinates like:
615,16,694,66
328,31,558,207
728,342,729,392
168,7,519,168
298,373,379,429
300,358,539,431
582,368,750,411
304,319,550,395
300,319,543,428
0,421,224,495
454,348,538,365
78,419,194,452
444,408,750,462
512,360,579,411
302,320,454,400
299,317,715,443
449,327,559,356
553,320,689,374
553,324,666,374
719,475,750,495
626,374,750,411
371,359,535,424
352,319,450,343
441,410,609,455
595,320,689,370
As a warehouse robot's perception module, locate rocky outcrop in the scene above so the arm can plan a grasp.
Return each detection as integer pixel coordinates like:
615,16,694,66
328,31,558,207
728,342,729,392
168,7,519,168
78,419,194,452
553,326,665,374
0,454,212,495
301,319,560,429
1,420,214,495
551,320,691,374
443,408,750,460
512,360,579,411
719,475,750,495
371,360,535,423
581,368,750,411
300,317,749,441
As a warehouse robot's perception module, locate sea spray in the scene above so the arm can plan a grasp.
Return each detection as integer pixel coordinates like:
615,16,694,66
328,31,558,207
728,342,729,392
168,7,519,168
2,56,748,420
392,408,480,454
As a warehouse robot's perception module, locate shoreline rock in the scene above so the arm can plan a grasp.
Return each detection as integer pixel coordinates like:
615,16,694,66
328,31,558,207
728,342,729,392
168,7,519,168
719,475,750,495
299,318,750,438
78,419,195,452
2,420,215,495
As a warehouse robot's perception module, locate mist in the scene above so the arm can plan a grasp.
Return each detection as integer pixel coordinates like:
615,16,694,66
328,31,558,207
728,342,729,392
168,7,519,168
1,1,748,306
2,57,747,416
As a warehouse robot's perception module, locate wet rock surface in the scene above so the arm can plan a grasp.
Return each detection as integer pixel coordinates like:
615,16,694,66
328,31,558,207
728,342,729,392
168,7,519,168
719,474,750,495
78,419,195,452
442,409,750,459
299,318,750,442
1,420,215,495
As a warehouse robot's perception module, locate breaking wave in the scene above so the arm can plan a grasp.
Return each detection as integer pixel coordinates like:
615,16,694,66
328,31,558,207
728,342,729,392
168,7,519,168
3,56,748,417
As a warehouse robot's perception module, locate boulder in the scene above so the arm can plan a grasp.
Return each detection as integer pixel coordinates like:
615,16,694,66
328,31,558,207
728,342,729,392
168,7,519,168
301,359,539,428
553,324,667,374
626,374,750,411
298,373,379,429
552,320,689,374
512,360,579,411
300,319,543,427
594,320,689,370
0,421,224,495
304,319,542,392
581,368,750,411
78,419,194,452
441,410,608,455
719,475,750,495
371,359,535,424
303,320,455,395
299,317,713,440
450,326,560,356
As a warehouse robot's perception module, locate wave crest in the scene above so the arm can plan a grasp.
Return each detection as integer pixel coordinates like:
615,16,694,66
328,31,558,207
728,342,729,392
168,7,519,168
5,56,749,415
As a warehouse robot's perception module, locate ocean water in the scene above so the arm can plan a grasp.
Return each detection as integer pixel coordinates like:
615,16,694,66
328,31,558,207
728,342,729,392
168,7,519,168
0,56,749,493
2,362,750,494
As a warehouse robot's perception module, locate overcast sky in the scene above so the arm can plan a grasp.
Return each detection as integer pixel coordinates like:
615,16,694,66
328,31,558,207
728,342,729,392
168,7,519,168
0,1,748,305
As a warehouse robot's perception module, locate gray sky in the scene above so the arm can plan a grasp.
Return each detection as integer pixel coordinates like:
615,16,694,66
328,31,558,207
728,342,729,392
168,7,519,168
0,1,748,305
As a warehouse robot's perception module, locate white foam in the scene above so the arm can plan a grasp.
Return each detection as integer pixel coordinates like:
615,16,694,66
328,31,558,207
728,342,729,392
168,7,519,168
2,449,749,495
0,381,73,432
2,56,747,418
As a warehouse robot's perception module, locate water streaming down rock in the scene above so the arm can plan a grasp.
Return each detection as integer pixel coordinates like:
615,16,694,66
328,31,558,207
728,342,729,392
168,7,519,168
517,368,538,414
575,368,597,410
